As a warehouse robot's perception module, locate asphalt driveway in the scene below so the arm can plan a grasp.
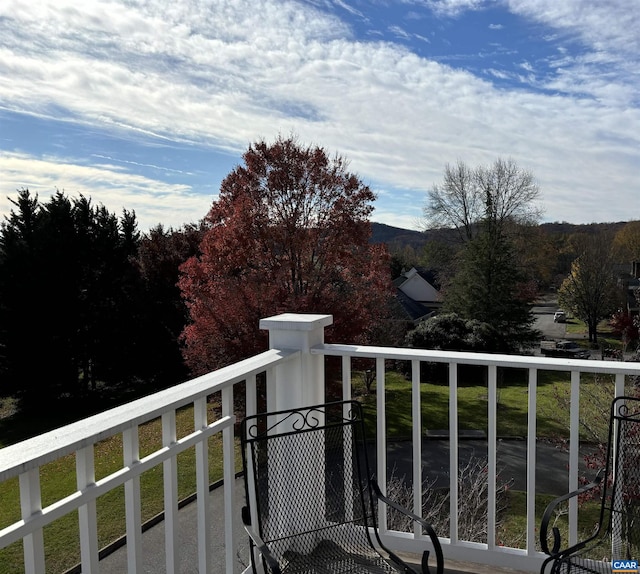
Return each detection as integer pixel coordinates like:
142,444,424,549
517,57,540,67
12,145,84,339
382,437,591,495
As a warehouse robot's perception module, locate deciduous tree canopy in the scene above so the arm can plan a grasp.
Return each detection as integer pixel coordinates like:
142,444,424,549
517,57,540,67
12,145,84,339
424,158,542,242
558,234,620,343
613,220,640,262
179,136,392,374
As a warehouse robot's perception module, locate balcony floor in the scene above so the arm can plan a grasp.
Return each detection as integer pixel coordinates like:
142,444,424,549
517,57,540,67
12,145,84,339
95,477,531,574
435,560,529,574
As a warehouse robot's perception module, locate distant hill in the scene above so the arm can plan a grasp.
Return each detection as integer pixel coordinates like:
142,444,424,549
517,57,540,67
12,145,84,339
371,223,427,248
371,222,461,247
371,221,630,250
538,221,627,236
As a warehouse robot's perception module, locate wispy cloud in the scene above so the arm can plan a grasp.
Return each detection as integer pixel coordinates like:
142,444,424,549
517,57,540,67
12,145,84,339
487,68,510,80
507,0,639,105
423,0,485,18
0,152,211,230
90,155,196,176
389,25,412,41
332,0,365,20
414,33,431,44
520,61,534,72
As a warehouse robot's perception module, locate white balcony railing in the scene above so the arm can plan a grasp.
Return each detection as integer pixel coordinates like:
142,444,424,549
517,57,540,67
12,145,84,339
1,313,639,573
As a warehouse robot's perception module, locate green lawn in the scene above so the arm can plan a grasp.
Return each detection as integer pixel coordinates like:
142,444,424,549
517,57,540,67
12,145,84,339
498,490,603,551
564,317,625,349
0,402,240,573
356,368,623,442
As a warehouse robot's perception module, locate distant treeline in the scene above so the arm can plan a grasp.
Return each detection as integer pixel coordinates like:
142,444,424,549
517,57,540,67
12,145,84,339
0,189,202,411
371,221,628,249
375,221,631,289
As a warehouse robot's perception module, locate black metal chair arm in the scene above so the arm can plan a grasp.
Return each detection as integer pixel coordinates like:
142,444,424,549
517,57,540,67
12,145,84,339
539,469,605,556
242,506,282,574
371,481,445,574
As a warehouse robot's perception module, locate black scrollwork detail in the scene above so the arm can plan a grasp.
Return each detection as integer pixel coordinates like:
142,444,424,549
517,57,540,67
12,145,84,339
245,402,360,440
247,422,260,439
291,410,316,432
615,397,640,422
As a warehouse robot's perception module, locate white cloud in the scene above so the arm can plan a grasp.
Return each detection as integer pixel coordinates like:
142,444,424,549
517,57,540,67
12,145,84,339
487,68,510,80
332,0,365,20
389,25,412,41
509,0,640,54
423,0,485,18
520,61,534,72
0,152,212,230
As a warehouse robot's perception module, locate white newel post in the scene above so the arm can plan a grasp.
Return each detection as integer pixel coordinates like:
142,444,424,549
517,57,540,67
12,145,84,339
259,313,333,412
258,313,333,552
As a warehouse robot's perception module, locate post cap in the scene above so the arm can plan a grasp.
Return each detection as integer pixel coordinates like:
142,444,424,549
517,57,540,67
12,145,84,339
259,313,333,331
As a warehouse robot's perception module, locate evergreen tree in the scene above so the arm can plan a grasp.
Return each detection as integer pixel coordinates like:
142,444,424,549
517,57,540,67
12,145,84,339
39,192,81,396
0,189,45,399
443,232,540,352
442,199,540,352
0,190,144,408
132,224,202,387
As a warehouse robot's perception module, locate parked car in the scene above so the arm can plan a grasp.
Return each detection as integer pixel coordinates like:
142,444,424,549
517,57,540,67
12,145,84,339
541,340,590,359
553,310,566,323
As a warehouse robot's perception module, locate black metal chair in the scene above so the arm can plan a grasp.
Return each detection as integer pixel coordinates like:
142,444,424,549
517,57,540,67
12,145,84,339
540,396,640,573
241,400,444,574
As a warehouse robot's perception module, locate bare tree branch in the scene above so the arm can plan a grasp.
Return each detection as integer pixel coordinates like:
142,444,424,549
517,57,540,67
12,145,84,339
424,158,542,241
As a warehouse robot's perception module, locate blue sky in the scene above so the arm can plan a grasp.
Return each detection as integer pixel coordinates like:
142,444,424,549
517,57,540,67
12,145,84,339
1,0,639,232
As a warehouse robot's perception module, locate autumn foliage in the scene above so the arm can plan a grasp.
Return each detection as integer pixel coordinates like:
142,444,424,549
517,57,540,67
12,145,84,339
179,136,392,374
609,310,639,346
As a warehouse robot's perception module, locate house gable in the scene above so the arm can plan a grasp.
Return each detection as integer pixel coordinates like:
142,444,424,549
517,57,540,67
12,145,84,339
397,267,441,304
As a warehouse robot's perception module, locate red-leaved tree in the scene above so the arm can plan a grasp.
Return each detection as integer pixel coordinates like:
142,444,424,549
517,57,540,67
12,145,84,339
179,135,392,374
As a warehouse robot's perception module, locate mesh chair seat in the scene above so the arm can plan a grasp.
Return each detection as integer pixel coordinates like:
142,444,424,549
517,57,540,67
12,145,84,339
241,400,443,574
280,538,400,573
546,549,619,574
